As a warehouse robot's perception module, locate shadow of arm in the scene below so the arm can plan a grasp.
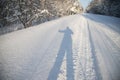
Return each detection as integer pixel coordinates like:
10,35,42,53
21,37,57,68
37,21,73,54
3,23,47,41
59,30,65,33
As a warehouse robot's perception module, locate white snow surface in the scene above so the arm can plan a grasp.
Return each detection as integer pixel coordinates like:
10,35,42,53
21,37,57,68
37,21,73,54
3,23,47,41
0,13,120,80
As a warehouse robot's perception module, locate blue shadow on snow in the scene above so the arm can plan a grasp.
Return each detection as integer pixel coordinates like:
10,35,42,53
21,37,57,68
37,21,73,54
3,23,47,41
47,27,74,80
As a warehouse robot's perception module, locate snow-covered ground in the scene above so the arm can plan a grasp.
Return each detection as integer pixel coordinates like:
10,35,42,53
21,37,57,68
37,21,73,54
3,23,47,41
0,13,120,80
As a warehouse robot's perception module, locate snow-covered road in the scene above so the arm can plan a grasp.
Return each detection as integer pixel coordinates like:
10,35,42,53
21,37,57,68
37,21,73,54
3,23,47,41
0,14,120,80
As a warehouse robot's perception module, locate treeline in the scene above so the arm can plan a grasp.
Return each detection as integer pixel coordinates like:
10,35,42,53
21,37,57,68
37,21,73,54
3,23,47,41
0,0,83,28
86,0,120,18
0,0,55,28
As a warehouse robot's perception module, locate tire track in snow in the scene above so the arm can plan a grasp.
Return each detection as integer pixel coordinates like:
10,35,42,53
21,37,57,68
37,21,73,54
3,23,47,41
73,16,98,80
89,20,120,80
86,17,120,80
87,19,102,80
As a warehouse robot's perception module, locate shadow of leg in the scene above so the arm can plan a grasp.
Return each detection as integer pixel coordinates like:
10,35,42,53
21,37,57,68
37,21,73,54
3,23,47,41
66,44,74,80
47,47,65,80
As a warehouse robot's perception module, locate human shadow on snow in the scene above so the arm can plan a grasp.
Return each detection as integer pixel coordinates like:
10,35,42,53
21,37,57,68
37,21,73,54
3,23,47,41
47,27,74,80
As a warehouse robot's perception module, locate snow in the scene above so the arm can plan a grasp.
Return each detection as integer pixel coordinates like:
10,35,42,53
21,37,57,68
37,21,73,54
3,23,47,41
0,13,120,80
